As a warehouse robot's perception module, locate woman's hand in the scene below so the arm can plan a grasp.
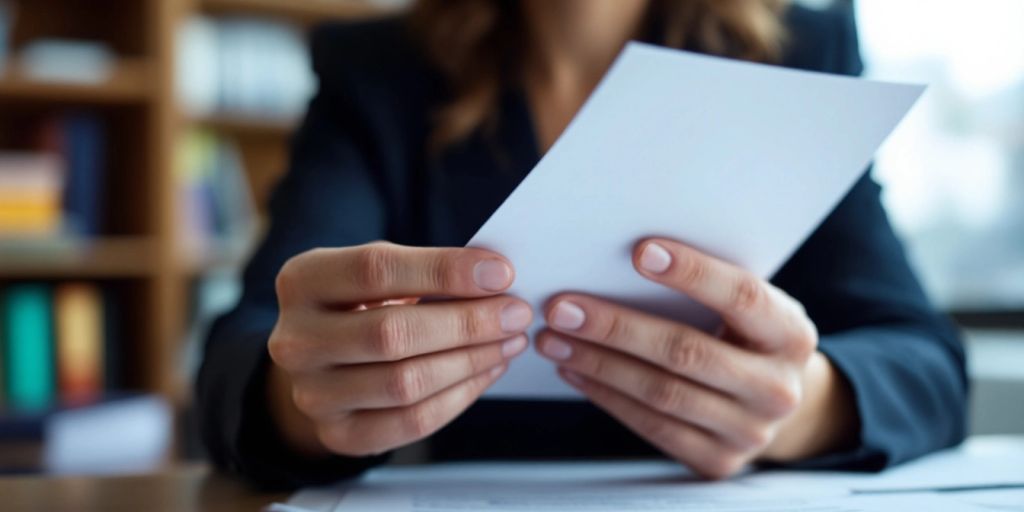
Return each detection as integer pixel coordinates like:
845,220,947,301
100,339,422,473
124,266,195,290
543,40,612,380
267,242,532,457
537,238,857,478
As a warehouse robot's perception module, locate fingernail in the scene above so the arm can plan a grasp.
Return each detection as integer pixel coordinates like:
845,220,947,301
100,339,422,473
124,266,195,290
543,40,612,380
501,335,528,358
500,302,532,332
560,369,584,386
640,242,672,274
474,259,513,291
540,336,573,361
551,301,585,330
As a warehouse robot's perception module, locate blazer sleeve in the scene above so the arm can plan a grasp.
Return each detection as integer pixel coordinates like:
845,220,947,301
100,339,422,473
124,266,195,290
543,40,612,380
196,29,393,490
769,7,968,471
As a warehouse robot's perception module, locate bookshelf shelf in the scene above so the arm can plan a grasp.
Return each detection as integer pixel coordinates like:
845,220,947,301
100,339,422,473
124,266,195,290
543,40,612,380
0,59,152,105
191,112,298,139
198,0,394,24
0,237,157,278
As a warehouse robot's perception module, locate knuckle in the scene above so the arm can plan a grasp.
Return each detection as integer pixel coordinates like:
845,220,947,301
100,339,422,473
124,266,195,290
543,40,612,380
675,252,707,287
791,319,819,358
764,380,801,417
640,414,677,449
736,424,772,451
291,386,324,417
401,404,437,439
385,363,427,405
316,422,363,456
663,335,707,373
586,350,611,381
427,252,459,292
367,311,410,361
465,345,498,375
644,377,688,413
268,325,305,369
729,274,765,313
355,243,398,291
457,303,491,341
275,256,303,306
601,311,634,344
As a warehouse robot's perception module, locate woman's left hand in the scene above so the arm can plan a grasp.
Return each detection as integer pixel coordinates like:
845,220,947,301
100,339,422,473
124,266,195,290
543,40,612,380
537,238,856,479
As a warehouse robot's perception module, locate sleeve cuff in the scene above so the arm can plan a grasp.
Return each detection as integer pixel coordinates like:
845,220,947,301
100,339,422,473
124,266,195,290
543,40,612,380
763,325,966,472
762,331,895,472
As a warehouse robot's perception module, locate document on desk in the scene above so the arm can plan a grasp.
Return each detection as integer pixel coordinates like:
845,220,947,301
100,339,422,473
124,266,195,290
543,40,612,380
467,42,924,398
279,461,993,512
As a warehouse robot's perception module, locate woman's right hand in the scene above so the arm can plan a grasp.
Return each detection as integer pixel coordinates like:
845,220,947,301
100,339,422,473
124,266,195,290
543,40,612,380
267,242,532,457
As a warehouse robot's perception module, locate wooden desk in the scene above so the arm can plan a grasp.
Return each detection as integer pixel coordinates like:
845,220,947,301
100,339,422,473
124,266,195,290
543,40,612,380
0,465,287,512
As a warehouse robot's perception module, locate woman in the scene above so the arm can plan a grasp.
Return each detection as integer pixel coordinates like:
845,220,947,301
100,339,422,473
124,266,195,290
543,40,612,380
198,0,967,489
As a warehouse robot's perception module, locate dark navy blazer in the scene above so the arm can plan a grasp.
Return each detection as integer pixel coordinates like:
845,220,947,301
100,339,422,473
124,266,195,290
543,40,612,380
197,5,968,490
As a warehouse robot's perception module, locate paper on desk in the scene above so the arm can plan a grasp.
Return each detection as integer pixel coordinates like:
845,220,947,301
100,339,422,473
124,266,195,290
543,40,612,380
469,42,924,398
738,436,1024,493
278,461,990,512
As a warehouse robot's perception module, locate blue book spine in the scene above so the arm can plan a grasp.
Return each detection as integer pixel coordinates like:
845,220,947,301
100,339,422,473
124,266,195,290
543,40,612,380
61,114,107,237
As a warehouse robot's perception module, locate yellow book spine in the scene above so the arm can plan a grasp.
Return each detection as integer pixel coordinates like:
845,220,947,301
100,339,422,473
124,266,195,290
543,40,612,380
55,283,105,404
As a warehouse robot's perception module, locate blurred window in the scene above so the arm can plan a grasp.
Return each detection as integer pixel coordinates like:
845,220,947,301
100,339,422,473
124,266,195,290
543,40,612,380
855,0,1024,311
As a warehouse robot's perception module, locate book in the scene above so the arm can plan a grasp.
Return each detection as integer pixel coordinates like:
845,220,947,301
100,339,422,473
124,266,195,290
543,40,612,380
0,153,65,236
1,284,56,411
60,113,107,237
102,286,121,391
0,1,10,70
54,283,104,405
0,113,107,238
176,129,257,256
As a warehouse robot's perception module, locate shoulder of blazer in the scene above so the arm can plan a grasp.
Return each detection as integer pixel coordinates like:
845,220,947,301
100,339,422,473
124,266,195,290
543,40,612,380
782,3,864,77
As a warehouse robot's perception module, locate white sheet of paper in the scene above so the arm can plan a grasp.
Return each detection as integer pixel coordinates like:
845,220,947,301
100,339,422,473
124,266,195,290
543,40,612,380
277,437,1023,512
737,436,1024,493
280,462,986,512
468,42,924,398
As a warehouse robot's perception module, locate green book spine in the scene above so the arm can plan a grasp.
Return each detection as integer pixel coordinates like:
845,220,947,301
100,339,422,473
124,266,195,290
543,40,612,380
3,284,56,411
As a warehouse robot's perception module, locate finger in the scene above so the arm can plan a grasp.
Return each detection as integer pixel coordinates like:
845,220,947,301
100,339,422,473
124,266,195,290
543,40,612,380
559,369,748,480
277,295,532,366
537,331,772,452
279,242,515,306
320,363,507,457
633,239,816,354
544,294,766,400
295,335,527,414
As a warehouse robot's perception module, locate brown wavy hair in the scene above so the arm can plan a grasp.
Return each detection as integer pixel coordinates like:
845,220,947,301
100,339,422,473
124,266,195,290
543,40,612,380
409,0,789,151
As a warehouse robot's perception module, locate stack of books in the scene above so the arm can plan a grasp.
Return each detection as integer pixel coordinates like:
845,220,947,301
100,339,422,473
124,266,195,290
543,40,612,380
0,113,107,239
0,154,64,236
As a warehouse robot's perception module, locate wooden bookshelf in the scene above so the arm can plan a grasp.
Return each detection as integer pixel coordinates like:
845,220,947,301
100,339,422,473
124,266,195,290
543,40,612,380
197,0,394,25
0,58,152,105
0,237,157,278
0,0,401,462
0,0,183,406
191,112,298,139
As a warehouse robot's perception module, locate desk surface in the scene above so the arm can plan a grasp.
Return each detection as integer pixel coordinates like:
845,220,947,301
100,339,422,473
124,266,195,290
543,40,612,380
0,465,286,512
4,437,1023,512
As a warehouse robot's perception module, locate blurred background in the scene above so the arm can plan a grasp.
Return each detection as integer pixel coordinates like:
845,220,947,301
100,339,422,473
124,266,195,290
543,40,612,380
0,0,1020,476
